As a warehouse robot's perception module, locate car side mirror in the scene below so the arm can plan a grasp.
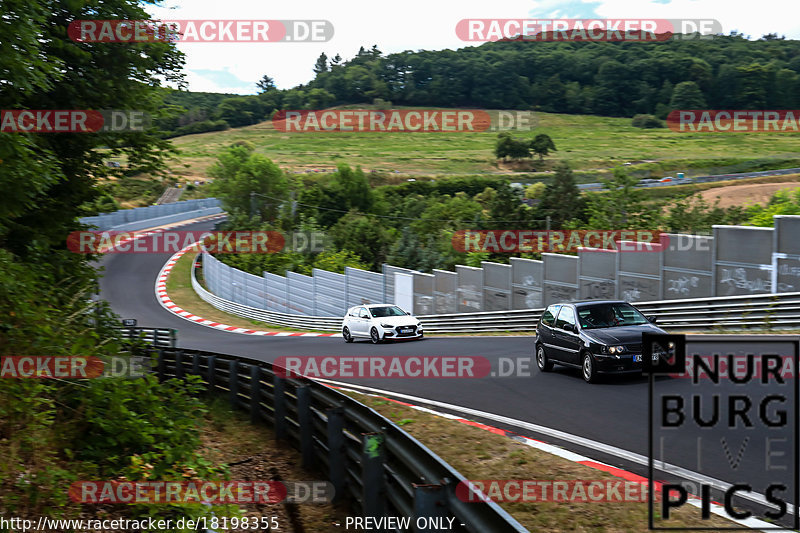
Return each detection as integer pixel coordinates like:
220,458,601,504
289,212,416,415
406,311,411,315
562,323,575,332
647,315,657,324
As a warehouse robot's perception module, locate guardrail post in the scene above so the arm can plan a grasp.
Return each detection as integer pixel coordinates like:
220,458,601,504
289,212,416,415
296,386,315,468
157,349,166,381
326,406,345,502
361,432,386,518
191,353,200,378
229,360,239,408
412,484,447,532
174,350,184,380
207,355,216,391
273,375,287,440
170,329,177,348
250,365,261,423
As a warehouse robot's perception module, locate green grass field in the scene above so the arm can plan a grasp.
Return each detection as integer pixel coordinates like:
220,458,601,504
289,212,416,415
166,108,800,183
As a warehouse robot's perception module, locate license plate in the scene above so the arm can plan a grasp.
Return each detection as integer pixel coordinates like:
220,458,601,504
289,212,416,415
400,328,413,334
633,355,642,362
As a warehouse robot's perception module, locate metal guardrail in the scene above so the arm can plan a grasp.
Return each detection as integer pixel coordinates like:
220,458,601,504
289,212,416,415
120,327,177,347
192,255,800,332
151,347,528,533
80,198,221,231
578,167,800,191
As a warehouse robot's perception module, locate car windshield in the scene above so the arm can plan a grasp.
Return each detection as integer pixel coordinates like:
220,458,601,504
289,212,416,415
369,306,407,318
577,303,649,329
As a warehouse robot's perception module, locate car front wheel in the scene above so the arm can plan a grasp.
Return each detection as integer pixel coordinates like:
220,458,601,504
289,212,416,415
343,327,353,343
536,344,553,372
582,351,598,383
370,327,382,344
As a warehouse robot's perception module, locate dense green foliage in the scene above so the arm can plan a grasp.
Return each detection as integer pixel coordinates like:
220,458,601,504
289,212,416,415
0,0,233,524
631,114,664,128
213,138,764,274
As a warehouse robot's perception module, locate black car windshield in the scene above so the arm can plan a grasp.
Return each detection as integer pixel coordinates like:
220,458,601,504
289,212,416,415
369,306,407,318
577,303,649,329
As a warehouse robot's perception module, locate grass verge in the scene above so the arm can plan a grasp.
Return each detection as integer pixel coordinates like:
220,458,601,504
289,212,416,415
164,250,334,334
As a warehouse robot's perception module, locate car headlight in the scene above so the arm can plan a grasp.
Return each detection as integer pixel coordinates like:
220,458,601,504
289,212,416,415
608,345,626,354
380,323,393,328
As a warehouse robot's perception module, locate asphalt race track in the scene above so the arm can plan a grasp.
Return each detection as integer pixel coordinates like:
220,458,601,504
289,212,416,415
98,219,798,527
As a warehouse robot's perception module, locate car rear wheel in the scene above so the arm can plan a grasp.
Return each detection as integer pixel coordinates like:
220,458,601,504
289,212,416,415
536,344,553,372
582,351,597,383
343,327,353,343
370,327,381,344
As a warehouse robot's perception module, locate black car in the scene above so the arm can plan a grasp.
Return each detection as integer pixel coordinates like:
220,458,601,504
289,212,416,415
534,300,668,383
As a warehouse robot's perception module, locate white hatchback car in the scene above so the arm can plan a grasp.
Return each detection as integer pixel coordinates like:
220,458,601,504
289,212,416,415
341,304,423,343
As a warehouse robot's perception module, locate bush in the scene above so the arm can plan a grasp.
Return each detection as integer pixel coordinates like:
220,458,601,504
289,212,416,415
631,114,664,128
170,119,229,138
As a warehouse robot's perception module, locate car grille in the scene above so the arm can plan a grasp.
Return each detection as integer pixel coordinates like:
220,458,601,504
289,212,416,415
627,343,642,353
395,325,418,337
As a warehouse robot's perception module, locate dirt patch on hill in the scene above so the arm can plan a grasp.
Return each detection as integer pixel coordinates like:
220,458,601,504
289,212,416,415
697,180,800,208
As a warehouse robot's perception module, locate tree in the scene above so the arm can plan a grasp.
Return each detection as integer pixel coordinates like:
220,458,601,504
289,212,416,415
208,144,289,221
494,132,514,160
256,75,276,93
530,133,557,161
305,88,335,109
312,250,369,273
539,162,584,227
494,132,531,160
411,192,483,237
585,167,660,229
386,227,423,270
216,96,269,127
330,213,392,270
525,183,547,200
333,164,373,213
313,53,329,75
735,63,769,108
631,114,664,128
669,81,707,110
1,0,182,267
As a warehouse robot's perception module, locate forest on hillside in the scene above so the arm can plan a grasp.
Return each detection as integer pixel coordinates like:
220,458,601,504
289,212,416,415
162,34,800,134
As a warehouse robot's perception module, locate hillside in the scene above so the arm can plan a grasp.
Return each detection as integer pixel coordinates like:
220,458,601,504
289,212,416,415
165,108,800,184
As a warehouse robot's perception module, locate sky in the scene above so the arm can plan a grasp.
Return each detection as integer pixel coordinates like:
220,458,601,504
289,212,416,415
146,0,800,94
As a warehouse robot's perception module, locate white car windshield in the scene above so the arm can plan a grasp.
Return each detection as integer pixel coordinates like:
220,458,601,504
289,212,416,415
369,306,407,318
